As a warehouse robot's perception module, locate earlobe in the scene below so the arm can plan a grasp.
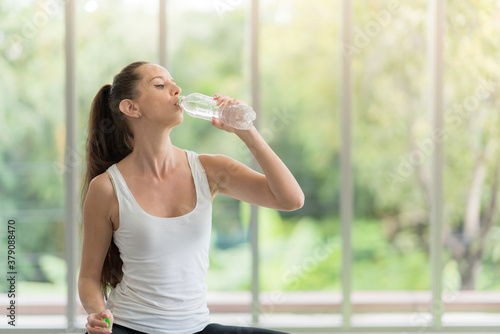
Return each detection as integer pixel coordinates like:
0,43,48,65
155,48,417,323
119,99,141,119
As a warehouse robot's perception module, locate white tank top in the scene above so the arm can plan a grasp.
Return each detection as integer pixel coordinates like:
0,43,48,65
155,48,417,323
105,150,212,334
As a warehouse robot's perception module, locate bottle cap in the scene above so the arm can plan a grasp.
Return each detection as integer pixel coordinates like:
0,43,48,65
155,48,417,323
103,317,110,329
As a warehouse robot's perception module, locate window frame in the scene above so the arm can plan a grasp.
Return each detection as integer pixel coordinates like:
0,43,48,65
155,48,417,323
2,0,498,333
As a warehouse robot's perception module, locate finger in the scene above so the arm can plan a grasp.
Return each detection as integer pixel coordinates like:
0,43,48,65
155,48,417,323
211,117,222,129
100,311,113,329
214,94,231,101
224,98,243,106
212,117,237,133
86,323,111,334
89,319,111,329
213,94,228,102
215,97,230,106
90,328,112,334
100,319,110,328
214,97,224,106
88,315,110,329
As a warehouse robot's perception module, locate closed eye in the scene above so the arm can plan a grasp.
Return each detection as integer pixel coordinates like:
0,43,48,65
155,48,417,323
154,84,165,89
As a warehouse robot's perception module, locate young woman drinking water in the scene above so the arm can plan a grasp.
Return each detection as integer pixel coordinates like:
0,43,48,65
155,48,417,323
79,61,304,334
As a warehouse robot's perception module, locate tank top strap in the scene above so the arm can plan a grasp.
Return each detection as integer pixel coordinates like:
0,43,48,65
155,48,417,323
185,150,212,202
106,164,133,210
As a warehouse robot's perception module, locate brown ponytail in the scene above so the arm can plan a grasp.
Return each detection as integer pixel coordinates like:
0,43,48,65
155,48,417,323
81,61,149,299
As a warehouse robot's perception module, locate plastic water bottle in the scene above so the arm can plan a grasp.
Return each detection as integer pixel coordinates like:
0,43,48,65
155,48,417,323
178,93,256,130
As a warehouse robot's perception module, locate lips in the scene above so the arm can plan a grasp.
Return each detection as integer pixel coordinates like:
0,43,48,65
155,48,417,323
175,96,182,108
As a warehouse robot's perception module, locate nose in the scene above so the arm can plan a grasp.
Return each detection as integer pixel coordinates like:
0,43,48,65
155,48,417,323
172,84,181,96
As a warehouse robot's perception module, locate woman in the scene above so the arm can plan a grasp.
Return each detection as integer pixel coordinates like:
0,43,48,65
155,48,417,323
79,61,304,334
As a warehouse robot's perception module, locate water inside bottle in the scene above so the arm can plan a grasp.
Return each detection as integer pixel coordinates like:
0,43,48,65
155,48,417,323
178,96,216,121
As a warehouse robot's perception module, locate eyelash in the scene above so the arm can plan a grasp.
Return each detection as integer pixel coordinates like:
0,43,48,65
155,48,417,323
154,84,165,89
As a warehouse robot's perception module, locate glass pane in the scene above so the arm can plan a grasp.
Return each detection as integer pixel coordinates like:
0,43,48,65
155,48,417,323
259,0,341,328
0,0,66,329
442,0,500,326
77,0,158,133
351,0,430,327
75,0,158,325
167,0,253,325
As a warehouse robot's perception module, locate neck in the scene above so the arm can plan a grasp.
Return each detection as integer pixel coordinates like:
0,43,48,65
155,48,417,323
128,127,178,178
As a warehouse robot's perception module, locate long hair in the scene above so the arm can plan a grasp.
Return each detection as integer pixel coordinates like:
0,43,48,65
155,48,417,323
81,61,149,299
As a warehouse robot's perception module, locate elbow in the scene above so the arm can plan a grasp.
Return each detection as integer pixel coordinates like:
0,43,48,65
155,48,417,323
281,192,305,211
294,193,306,210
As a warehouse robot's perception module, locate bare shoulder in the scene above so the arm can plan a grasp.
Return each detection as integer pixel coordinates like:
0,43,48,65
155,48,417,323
87,172,115,200
84,171,119,229
198,153,218,170
198,154,242,172
198,154,249,196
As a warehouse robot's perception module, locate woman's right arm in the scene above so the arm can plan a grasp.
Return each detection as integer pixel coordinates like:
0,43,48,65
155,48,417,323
79,173,117,333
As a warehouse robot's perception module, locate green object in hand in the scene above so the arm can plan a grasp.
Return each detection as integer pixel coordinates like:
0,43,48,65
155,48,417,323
103,317,110,329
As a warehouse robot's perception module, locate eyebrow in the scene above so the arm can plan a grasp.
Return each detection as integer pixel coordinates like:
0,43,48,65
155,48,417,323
149,75,174,82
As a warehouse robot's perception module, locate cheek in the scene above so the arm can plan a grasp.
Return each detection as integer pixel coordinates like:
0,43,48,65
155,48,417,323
141,95,162,110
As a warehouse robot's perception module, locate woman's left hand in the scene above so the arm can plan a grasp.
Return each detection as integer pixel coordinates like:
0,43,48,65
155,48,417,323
211,93,251,133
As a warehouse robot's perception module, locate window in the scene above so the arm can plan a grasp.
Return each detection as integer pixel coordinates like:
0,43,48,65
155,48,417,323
258,0,340,327
351,0,430,327
0,0,66,329
442,0,500,326
1,0,499,332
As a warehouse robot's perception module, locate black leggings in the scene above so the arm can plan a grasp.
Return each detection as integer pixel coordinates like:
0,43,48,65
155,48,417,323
87,322,289,334
195,323,289,334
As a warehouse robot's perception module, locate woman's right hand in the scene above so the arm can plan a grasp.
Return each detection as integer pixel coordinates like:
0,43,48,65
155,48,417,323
86,309,113,334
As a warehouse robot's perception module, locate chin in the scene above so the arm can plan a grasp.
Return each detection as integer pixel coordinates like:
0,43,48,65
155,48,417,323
156,112,183,129
172,113,184,127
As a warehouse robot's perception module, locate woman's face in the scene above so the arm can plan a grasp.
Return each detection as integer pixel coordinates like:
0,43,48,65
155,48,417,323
133,63,183,125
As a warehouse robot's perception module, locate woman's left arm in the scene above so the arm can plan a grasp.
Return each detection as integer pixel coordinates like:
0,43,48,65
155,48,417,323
201,126,304,211
201,95,304,211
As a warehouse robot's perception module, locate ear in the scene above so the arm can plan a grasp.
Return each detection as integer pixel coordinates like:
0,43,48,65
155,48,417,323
119,99,141,119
